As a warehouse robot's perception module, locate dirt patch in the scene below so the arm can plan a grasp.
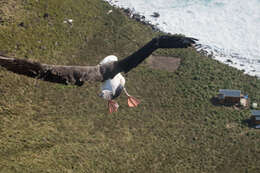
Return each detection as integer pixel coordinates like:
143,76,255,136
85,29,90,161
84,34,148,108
146,55,181,72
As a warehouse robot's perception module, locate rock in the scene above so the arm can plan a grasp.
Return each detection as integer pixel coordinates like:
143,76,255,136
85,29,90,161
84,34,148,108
68,19,73,24
123,8,131,15
226,59,233,63
18,22,25,27
133,13,142,21
240,98,247,107
151,12,160,18
0,17,4,24
63,19,73,25
43,13,49,19
252,102,257,109
107,10,113,15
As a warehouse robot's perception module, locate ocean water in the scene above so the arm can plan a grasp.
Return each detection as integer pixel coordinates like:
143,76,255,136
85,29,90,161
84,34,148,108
104,0,260,77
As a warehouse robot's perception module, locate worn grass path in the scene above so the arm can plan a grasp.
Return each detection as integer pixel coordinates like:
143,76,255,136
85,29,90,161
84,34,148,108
0,0,260,172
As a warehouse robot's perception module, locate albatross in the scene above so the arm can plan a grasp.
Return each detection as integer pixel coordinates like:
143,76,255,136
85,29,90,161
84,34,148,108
99,55,140,113
0,35,197,112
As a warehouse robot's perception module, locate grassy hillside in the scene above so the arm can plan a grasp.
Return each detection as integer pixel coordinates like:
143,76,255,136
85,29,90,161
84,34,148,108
0,0,260,172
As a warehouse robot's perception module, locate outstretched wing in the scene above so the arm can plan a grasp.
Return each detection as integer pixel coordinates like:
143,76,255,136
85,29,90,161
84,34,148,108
0,35,197,86
0,55,103,86
118,35,197,73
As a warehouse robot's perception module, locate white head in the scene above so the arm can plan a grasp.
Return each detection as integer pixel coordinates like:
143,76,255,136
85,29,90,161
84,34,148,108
99,55,118,65
99,90,113,100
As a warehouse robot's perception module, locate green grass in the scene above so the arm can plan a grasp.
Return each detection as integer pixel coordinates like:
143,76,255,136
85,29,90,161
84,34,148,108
0,0,260,172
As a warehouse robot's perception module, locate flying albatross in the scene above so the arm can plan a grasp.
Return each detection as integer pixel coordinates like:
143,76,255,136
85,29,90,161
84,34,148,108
0,35,197,113
99,55,140,113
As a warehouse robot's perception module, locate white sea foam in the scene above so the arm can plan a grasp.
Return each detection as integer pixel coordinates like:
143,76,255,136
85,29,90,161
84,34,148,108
105,0,260,77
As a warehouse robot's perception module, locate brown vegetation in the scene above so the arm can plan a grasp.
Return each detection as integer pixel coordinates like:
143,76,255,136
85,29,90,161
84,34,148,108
146,55,180,72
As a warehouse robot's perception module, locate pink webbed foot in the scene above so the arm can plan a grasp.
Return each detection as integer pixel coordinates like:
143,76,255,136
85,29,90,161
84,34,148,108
127,96,140,107
108,100,119,113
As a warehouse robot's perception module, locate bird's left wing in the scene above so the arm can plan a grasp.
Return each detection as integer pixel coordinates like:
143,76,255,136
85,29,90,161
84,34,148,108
0,55,104,86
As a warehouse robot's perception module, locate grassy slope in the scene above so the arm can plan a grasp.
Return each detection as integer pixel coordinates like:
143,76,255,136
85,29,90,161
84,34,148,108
0,0,260,172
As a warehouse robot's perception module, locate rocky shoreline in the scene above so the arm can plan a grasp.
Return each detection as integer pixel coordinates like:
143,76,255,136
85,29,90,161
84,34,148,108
120,7,163,33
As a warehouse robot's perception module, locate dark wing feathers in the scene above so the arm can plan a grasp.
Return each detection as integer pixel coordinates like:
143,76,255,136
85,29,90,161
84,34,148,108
156,35,198,48
118,35,198,73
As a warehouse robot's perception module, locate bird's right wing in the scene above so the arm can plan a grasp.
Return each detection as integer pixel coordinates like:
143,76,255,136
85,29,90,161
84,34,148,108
118,35,198,73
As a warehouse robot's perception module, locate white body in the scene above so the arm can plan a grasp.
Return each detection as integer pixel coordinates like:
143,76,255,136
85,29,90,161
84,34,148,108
100,55,125,100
